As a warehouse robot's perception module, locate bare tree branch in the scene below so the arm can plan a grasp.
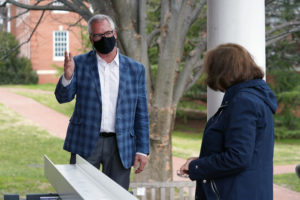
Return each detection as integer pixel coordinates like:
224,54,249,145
176,0,206,64
173,38,206,104
184,61,204,93
147,28,160,47
2,0,92,21
64,16,84,29
0,10,45,60
178,0,206,39
4,0,72,11
59,0,92,21
138,0,153,95
1,0,43,20
5,7,29,21
266,21,300,35
265,0,276,6
188,0,206,27
266,26,300,46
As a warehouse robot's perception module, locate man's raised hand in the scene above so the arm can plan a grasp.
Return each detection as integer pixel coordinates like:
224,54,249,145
64,51,74,80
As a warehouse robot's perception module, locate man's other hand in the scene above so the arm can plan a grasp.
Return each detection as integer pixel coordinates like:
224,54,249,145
133,154,147,174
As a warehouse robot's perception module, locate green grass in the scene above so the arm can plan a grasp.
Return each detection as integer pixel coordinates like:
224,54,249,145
172,131,202,158
172,132,300,163
0,103,69,199
14,90,75,118
274,173,300,192
274,139,300,165
4,84,75,118
2,84,56,92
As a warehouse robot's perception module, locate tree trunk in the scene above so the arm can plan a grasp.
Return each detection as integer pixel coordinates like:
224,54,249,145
135,105,177,183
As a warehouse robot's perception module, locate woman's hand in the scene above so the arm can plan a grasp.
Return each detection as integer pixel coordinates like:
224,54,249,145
179,157,198,177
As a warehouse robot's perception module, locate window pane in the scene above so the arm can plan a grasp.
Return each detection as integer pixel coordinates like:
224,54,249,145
54,30,68,59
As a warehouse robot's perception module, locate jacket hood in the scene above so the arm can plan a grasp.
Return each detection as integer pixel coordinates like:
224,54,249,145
222,79,278,114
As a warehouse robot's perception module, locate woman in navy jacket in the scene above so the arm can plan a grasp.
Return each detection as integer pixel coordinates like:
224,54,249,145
179,43,277,200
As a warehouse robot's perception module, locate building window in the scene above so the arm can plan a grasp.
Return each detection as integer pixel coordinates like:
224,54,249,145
52,0,68,13
52,1,64,6
53,31,69,61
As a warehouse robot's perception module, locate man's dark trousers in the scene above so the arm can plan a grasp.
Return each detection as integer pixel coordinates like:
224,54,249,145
69,135,131,190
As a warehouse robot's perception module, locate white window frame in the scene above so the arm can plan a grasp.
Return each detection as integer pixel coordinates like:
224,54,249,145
53,30,69,61
52,0,69,14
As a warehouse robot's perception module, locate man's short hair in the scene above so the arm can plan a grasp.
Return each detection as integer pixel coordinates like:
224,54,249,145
204,43,264,92
87,14,116,34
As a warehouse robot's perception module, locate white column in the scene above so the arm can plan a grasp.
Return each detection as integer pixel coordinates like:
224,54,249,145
206,0,265,119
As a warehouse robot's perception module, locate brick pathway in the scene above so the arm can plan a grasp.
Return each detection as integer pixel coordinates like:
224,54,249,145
1,87,299,200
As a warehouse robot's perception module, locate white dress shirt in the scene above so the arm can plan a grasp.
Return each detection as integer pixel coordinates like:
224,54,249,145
96,52,119,133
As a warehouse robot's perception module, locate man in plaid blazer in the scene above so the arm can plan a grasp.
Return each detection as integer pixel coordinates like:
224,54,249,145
55,14,149,190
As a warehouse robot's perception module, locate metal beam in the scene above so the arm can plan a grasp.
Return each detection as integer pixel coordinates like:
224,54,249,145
44,155,138,200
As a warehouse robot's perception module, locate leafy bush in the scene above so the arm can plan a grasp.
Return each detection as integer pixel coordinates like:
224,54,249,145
268,70,300,93
269,70,300,138
0,31,38,84
275,121,300,139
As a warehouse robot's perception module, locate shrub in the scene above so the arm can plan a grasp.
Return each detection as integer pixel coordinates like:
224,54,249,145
268,70,300,93
269,70,300,138
0,31,38,84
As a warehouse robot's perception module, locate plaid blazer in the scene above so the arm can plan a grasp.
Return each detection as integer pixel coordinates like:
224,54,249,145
55,50,149,169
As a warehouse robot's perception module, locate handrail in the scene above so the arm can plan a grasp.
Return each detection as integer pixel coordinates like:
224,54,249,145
130,181,196,200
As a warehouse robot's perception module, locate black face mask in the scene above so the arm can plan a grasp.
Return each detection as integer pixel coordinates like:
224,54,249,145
93,36,116,54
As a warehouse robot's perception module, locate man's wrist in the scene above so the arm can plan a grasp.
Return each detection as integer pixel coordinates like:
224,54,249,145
62,74,72,87
136,152,147,157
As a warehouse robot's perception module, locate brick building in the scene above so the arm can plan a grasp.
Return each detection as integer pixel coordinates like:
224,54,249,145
6,0,88,84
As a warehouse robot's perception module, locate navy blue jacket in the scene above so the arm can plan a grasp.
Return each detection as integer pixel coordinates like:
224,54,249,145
189,79,277,200
55,51,149,169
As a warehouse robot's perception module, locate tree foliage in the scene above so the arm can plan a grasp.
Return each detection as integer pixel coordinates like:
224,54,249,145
268,69,300,138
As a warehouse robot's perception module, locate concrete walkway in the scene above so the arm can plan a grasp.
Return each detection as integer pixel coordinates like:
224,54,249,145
1,87,299,200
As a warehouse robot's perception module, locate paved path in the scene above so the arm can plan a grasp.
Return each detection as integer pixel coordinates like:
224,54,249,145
1,87,300,200
0,87,68,139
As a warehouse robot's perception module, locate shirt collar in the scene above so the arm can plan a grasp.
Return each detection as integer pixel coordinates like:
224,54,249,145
96,49,119,67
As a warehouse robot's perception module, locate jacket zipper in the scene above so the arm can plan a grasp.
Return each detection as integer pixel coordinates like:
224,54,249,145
210,180,220,200
212,103,228,122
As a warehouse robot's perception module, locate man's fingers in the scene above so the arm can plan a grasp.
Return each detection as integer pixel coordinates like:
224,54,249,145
179,164,187,175
69,52,73,60
134,155,147,174
64,51,69,62
137,159,146,171
179,159,193,175
64,51,73,63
